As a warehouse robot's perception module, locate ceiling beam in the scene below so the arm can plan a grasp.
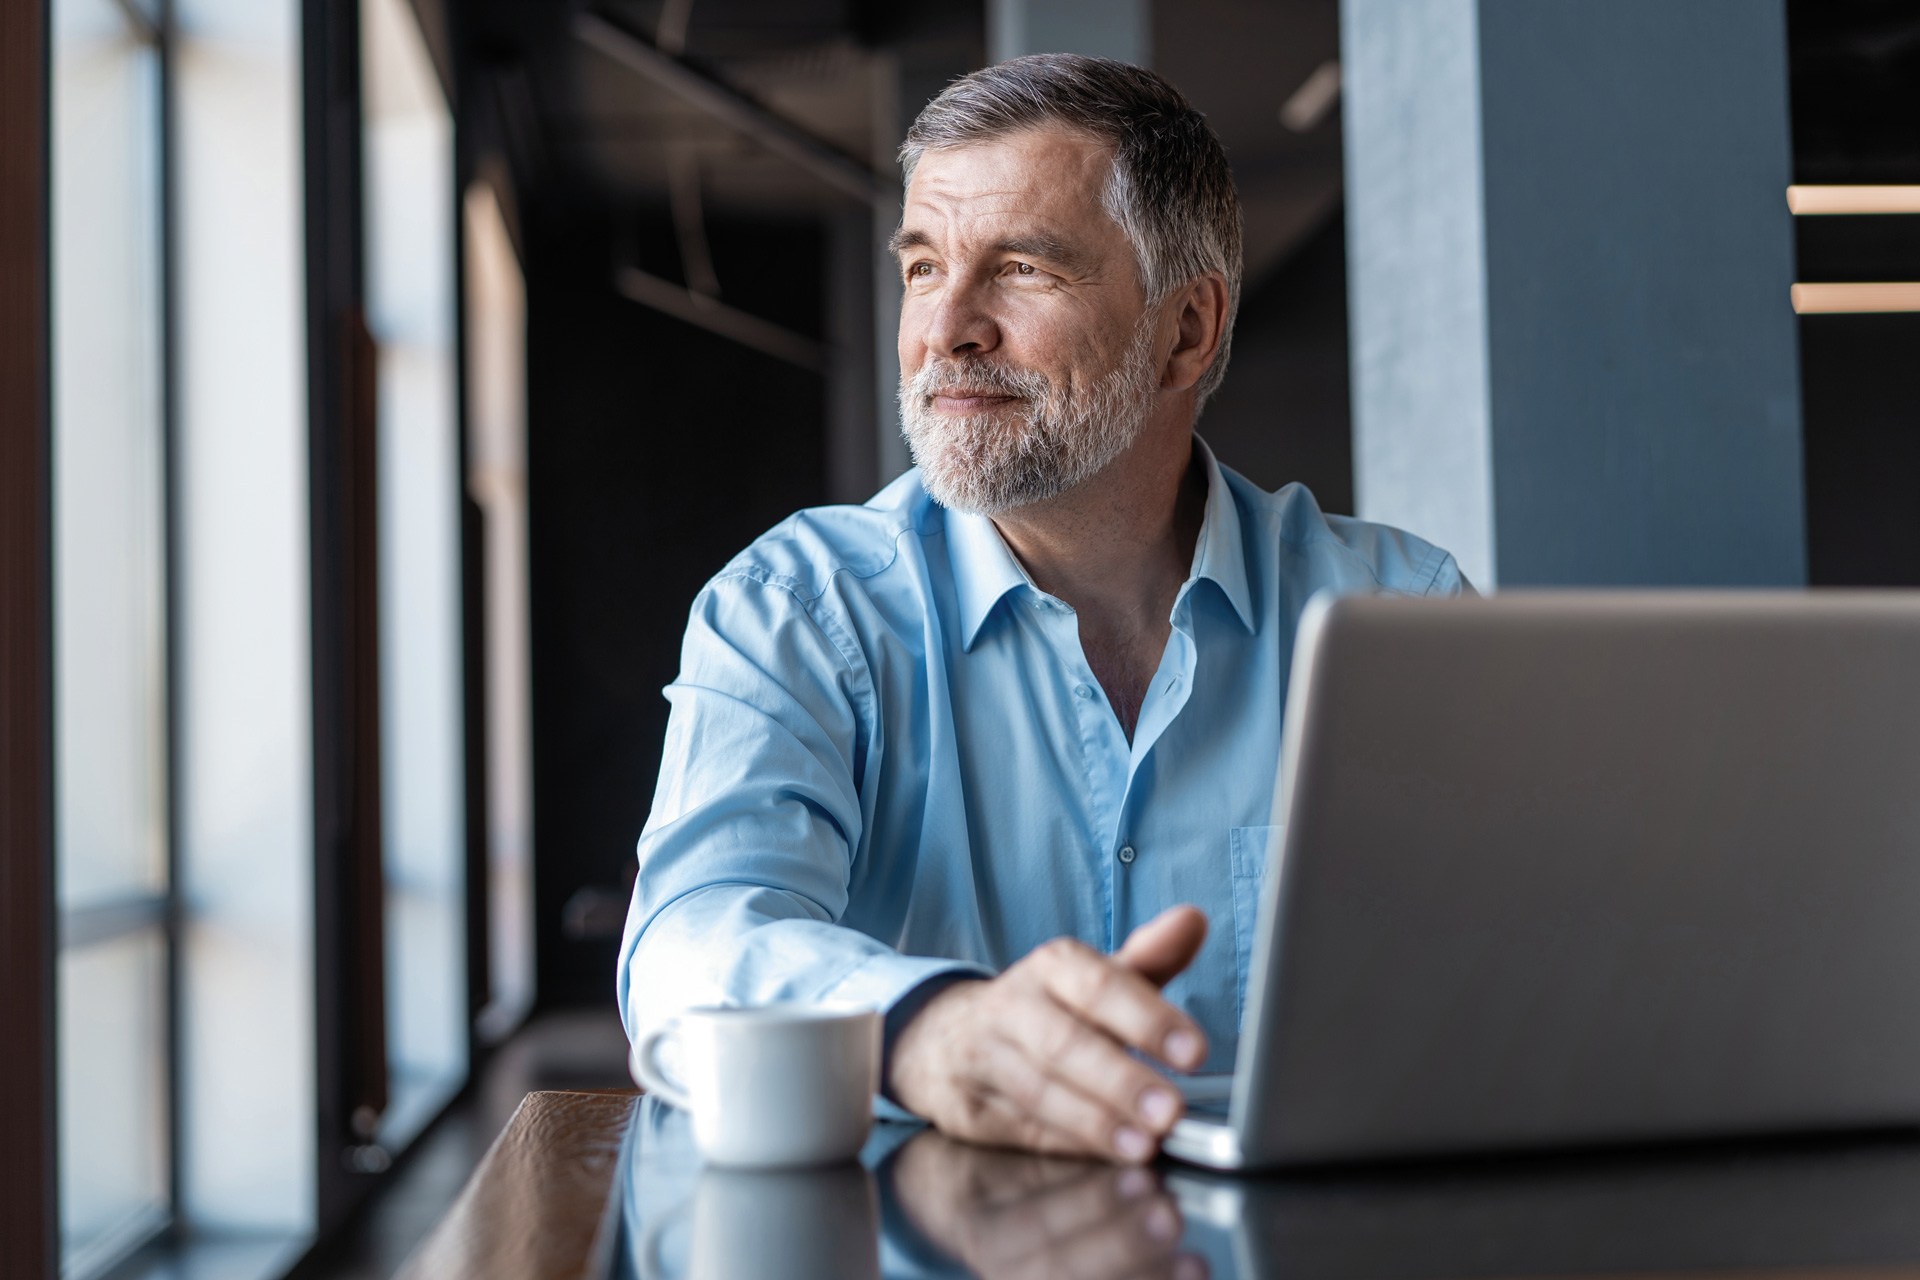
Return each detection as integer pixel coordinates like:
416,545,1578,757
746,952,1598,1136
613,266,828,372
574,12,893,206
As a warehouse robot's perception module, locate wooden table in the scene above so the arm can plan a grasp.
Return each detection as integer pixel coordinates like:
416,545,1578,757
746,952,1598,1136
401,1091,1920,1280
399,1091,639,1280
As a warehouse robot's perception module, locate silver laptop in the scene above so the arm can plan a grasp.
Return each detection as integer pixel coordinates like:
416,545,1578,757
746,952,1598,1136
1165,590,1920,1170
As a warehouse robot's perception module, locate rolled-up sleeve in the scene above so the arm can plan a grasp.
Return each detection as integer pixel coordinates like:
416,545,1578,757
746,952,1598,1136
616,569,987,1054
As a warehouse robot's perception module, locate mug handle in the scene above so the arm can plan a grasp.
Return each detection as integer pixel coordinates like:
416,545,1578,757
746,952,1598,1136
630,1020,692,1110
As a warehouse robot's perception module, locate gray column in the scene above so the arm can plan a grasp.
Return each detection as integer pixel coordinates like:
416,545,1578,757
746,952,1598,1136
1343,0,1805,588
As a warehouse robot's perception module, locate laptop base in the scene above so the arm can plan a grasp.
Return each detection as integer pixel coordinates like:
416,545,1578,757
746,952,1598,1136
1164,1116,1244,1169
1166,1074,1243,1169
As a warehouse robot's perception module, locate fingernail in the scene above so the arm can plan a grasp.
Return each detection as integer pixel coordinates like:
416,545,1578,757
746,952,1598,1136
1114,1126,1153,1162
1145,1201,1179,1242
1165,1029,1201,1067
1116,1167,1153,1198
1139,1087,1179,1129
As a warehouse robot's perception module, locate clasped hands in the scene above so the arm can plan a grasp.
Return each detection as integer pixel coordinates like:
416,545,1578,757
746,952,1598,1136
888,905,1210,1164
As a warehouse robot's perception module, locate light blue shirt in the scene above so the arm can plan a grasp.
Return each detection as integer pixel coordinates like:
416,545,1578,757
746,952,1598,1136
617,441,1466,1076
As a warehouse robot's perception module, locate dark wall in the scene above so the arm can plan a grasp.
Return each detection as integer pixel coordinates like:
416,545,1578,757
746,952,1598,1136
1794,203,1920,584
527,205,826,1005
522,200,1356,1008
1199,213,1354,513
1801,314,1920,585
1789,0,1920,585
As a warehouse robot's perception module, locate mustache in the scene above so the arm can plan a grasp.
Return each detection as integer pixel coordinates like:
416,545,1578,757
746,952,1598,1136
910,357,1049,402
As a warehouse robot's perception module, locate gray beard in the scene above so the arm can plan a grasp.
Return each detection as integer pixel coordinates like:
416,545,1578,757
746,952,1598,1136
898,320,1160,516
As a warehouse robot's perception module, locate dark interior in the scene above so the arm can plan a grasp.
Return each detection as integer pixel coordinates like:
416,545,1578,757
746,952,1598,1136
433,0,1920,1006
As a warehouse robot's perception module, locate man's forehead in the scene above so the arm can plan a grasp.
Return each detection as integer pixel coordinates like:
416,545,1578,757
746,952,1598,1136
913,125,1110,186
899,128,1121,253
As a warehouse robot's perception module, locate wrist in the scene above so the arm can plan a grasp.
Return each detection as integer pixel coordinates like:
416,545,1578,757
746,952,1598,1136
885,975,982,1110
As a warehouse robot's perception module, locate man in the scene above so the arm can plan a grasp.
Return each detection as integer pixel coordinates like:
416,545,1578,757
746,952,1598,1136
618,55,1467,1164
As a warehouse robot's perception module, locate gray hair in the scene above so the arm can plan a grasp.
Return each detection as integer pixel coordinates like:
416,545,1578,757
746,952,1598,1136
900,54,1243,404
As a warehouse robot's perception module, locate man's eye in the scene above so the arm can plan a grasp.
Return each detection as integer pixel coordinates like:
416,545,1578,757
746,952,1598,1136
1014,262,1036,275
909,262,933,278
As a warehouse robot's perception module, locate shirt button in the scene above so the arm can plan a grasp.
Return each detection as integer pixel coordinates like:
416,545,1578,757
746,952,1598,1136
1118,845,1136,865
1073,683,1094,700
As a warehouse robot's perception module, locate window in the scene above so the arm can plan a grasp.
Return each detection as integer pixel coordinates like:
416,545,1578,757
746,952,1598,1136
50,0,171,1273
53,0,317,1271
362,0,469,1145
49,0,483,1271
464,178,537,1043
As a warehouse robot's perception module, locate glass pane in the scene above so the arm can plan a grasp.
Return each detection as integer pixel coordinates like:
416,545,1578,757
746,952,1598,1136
52,0,167,912
172,0,317,1229
58,929,170,1278
364,0,468,1146
463,182,536,1041
52,2,170,1272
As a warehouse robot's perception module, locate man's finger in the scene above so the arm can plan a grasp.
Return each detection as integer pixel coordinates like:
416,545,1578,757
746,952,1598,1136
1115,905,1209,987
970,1087,1116,1161
1031,938,1208,1072
974,1027,1152,1161
1022,1003,1186,1139
963,1164,1153,1264
1016,1187,1185,1280
986,998,1178,1157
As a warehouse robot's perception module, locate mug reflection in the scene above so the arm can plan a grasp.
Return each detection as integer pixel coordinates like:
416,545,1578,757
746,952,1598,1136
633,1161,880,1280
888,1130,1208,1280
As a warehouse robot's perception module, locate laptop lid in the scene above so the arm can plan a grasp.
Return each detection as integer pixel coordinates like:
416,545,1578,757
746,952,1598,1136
1231,591,1920,1167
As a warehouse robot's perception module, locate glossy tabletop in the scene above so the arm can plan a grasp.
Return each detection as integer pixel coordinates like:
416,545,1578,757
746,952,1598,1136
404,1091,1920,1280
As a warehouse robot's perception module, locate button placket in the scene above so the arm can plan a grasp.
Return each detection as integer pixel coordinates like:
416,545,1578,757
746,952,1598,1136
1025,587,1126,894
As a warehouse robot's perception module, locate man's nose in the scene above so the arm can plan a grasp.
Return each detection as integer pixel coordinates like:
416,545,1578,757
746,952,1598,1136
919,279,1000,360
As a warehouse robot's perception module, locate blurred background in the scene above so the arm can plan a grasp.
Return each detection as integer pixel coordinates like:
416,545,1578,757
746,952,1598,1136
1,0,1916,1277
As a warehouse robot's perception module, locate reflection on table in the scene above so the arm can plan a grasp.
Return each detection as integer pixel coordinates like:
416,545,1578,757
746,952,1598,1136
395,1093,1920,1280
618,1101,1204,1280
613,1096,1920,1280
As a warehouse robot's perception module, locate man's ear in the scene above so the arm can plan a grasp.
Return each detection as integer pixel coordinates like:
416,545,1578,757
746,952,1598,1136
1160,272,1230,393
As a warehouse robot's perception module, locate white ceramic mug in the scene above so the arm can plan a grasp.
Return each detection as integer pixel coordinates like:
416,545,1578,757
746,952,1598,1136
630,1004,880,1167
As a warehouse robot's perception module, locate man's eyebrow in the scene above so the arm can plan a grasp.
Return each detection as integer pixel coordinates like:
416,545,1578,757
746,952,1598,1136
886,227,1091,273
992,233,1086,269
888,228,932,257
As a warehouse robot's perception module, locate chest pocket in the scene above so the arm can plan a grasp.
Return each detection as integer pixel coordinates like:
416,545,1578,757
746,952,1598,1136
1228,825,1283,1032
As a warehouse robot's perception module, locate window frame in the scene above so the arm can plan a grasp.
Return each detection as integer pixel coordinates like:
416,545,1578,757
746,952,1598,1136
0,0,56,1272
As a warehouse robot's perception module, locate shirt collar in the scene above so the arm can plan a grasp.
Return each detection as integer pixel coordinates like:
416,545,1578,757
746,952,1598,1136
1188,438,1257,633
947,503,1032,652
945,436,1257,652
